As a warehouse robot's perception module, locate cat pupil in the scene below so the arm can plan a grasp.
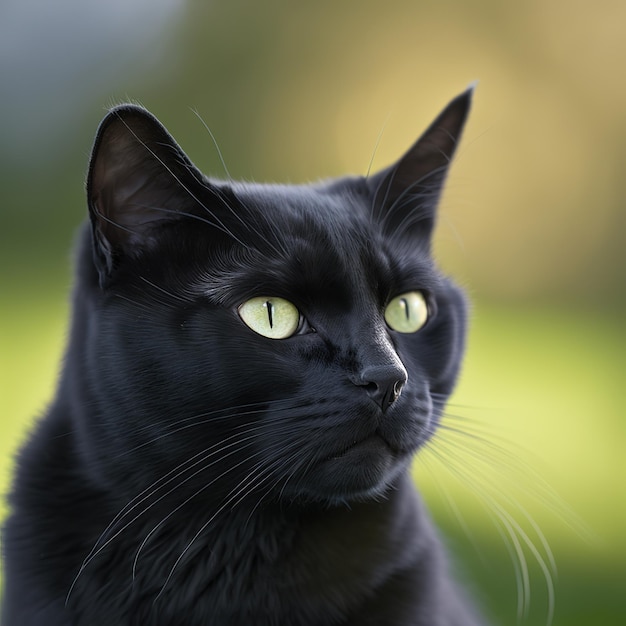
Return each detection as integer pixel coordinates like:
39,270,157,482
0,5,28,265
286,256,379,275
400,298,410,320
265,300,274,328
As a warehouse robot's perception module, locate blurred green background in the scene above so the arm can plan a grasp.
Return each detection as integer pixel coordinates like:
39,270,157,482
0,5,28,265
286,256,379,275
1,0,624,623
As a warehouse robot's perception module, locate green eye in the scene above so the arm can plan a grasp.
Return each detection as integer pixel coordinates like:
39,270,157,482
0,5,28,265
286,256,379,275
384,291,429,333
238,297,300,339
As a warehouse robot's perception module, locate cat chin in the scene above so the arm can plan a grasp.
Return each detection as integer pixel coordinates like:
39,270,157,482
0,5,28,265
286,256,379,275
283,439,412,505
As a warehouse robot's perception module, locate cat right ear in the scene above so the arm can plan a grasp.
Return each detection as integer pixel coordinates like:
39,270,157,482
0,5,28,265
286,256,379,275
86,104,206,284
366,86,473,245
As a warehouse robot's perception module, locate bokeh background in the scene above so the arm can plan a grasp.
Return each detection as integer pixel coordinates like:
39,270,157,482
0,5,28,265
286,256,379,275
1,0,624,623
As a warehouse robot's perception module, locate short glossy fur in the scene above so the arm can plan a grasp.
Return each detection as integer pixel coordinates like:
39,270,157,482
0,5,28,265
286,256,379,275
2,89,488,625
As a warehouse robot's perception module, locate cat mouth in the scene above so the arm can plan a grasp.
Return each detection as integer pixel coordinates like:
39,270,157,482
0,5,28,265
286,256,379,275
328,433,394,460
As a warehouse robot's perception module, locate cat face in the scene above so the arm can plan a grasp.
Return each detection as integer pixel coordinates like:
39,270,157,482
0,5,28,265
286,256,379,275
79,91,471,507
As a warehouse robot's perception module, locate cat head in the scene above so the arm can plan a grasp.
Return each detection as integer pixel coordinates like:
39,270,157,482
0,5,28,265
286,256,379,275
78,89,472,506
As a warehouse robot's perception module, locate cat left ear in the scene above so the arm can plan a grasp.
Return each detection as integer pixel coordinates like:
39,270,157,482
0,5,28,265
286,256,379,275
87,104,206,284
367,86,473,242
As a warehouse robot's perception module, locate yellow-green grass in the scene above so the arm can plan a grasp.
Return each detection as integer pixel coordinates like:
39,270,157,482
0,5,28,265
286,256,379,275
1,287,623,623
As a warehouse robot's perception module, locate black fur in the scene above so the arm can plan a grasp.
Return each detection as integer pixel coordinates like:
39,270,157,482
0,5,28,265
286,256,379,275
2,89,488,625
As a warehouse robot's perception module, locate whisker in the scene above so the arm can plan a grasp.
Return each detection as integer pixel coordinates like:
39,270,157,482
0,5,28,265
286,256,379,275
381,165,449,237
190,108,232,180
152,435,310,602
113,115,251,250
423,443,533,620
66,411,304,604
239,438,313,527
113,293,159,314
67,434,254,604
364,113,391,181
422,429,558,626
419,455,488,567
438,415,593,542
115,398,297,456
131,448,262,580
138,275,192,304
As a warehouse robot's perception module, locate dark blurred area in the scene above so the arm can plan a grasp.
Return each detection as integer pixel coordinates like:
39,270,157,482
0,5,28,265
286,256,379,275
1,1,624,624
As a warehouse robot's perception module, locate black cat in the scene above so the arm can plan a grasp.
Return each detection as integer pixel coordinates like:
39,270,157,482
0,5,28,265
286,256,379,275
2,88,488,625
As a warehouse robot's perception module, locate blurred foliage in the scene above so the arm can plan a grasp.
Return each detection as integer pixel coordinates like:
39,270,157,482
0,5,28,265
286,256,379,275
1,0,624,623
3,0,626,304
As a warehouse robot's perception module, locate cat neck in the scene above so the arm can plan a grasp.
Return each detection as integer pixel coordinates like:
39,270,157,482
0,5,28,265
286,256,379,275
16,396,440,624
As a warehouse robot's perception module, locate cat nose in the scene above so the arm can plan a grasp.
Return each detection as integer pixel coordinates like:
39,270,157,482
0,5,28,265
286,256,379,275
356,365,407,412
